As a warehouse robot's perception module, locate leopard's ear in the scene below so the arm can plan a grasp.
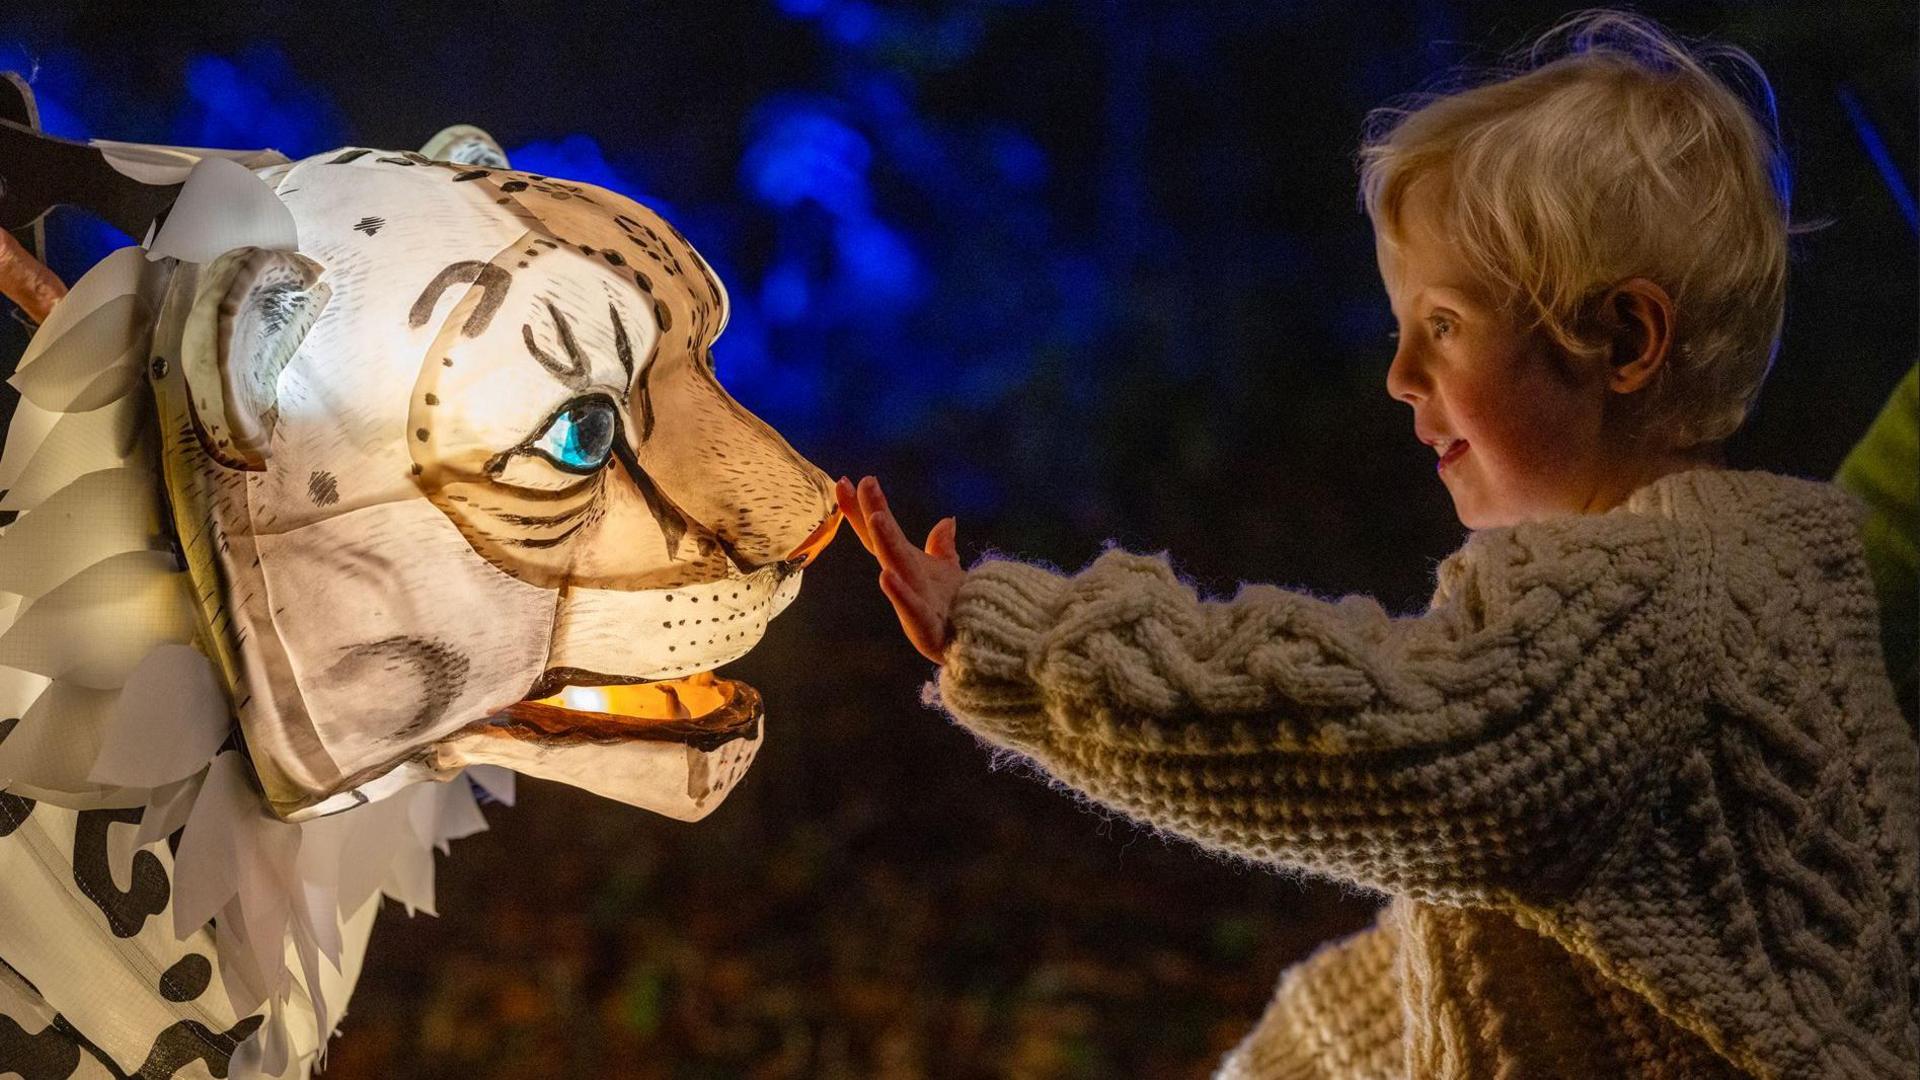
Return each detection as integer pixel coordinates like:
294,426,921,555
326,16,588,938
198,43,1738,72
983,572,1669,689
179,246,330,471
420,124,509,169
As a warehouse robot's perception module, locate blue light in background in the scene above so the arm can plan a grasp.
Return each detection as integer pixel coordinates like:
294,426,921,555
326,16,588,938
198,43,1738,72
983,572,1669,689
824,2,882,47
742,102,873,215
834,217,920,306
0,10,1101,508
505,133,651,205
760,261,812,324
178,45,346,157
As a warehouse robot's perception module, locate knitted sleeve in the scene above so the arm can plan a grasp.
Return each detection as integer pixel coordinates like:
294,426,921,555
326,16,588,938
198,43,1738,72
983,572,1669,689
932,512,1707,900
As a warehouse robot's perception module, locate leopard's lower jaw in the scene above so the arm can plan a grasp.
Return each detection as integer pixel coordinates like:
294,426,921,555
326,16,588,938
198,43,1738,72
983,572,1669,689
425,672,766,822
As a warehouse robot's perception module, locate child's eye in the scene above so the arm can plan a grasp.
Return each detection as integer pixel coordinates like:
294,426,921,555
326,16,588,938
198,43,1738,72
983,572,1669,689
1428,315,1455,339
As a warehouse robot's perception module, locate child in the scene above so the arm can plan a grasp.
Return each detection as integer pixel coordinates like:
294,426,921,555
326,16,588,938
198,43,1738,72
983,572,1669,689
836,11,1918,1079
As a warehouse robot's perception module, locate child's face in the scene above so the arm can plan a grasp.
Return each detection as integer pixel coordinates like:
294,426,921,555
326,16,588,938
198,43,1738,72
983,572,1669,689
1375,181,1613,529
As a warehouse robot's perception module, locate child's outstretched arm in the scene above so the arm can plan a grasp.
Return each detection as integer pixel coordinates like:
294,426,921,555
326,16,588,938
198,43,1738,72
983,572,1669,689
840,476,1710,904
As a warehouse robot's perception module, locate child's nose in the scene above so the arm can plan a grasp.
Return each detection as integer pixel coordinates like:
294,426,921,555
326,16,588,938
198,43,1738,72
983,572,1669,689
1385,342,1426,404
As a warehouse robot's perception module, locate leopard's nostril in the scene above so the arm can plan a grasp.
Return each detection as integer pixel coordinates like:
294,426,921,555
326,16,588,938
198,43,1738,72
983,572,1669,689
782,509,842,569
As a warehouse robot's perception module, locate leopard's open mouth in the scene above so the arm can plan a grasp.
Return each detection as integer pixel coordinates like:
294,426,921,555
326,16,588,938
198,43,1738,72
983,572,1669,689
489,671,762,752
425,664,768,822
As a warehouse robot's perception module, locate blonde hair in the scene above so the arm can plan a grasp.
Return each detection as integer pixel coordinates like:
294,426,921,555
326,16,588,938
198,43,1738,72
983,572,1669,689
1359,10,1795,448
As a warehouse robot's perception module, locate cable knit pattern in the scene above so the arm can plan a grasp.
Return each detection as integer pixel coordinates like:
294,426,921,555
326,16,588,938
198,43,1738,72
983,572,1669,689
932,469,1919,1079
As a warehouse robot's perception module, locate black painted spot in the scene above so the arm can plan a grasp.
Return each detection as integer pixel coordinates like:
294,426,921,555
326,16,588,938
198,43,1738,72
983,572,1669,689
375,155,417,166
326,148,371,164
653,300,672,333
451,169,490,182
0,1013,79,1080
602,249,625,267
499,180,529,193
352,216,385,237
134,1014,263,1080
307,470,340,508
633,269,653,294
72,808,170,938
424,393,439,406
158,955,212,1003
415,428,430,442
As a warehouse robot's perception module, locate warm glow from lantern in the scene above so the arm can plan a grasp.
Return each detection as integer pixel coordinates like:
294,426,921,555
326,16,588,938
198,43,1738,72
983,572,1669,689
530,670,736,722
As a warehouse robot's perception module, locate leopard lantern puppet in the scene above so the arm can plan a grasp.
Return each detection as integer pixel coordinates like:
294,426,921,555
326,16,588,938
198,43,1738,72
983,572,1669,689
0,114,840,1079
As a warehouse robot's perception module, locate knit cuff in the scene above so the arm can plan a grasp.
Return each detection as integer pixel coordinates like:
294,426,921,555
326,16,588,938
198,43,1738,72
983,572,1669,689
930,557,1073,755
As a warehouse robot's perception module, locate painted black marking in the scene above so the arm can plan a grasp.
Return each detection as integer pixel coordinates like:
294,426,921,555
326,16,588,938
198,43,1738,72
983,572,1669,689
611,304,636,384
375,155,417,166
158,955,212,1003
633,350,656,441
308,470,340,507
500,180,529,193
253,283,302,336
72,808,170,938
522,302,591,389
134,1014,263,1080
325,637,470,738
633,269,653,294
492,499,594,528
451,169,490,182
653,299,673,334
352,215,385,237
0,1013,80,1080
501,516,591,549
611,438,689,557
326,148,371,164
408,260,512,338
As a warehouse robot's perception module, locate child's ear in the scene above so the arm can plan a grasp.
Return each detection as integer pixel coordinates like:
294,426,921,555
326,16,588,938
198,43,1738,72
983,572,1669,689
1602,278,1675,396
180,246,331,471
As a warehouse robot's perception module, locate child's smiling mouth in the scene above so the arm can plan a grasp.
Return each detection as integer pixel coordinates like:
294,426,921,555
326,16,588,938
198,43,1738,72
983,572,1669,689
1422,434,1471,473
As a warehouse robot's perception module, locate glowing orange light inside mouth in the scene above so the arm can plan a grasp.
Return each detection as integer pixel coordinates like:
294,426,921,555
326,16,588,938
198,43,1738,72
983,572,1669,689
529,670,735,721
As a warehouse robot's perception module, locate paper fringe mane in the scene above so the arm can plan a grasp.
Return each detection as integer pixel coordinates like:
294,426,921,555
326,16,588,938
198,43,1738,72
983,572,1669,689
0,166,514,1077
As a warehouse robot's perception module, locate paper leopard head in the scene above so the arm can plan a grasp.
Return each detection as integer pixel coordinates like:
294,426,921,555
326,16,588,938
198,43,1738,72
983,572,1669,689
0,126,838,1078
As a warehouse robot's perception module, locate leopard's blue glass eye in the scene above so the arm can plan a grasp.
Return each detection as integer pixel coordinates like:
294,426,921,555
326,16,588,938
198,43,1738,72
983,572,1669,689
532,398,616,473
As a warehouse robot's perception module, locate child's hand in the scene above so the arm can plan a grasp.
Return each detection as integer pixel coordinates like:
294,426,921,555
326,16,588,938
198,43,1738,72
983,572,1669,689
0,229,64,325
835,475,963,665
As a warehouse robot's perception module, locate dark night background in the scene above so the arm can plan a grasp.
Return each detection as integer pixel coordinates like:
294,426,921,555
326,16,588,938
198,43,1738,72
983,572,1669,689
0,1,1913,1077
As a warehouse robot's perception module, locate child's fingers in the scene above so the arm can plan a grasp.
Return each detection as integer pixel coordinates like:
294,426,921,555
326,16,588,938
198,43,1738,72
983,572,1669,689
879,569,945,664
856,475,893,524
925,517,957,561
834,477,878,555
868,509,927,578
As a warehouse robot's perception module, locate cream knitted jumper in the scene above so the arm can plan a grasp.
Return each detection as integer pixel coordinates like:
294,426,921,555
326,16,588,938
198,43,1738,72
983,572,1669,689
930,469,1919,1079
